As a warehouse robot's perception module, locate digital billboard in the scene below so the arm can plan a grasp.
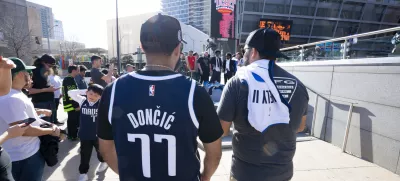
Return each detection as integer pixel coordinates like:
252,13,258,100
210,0,236,39
259,19,293,41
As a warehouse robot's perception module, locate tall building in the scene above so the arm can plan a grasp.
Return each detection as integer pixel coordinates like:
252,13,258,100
162,0,211,34
26,1,54,39
236,0,400,46
54,19,64,40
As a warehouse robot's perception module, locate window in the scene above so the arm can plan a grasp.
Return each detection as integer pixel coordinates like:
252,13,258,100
0,32,4,41
361,4,385,22
340,2,363,20
291,0,318,16
316,0,342,18
335,21,358,37
311,20,336,37
291,18,313,36
382,7,400,23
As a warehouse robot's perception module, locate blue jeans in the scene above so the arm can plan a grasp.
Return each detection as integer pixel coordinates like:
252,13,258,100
34,101,54,123
11,151,45,181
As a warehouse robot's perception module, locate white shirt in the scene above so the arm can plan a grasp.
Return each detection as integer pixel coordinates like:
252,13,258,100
225,59,231,73
0,89,41,161
215,57,221,72
68,89,98,107
49,75,62,98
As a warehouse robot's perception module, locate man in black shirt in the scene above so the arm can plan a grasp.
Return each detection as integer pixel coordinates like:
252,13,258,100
197,52,210,83
97,13,223,181
209,50,222,83
217,29,309,181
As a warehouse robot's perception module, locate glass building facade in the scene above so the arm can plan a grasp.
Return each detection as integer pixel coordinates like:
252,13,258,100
236,0,400,46
162,0,211,34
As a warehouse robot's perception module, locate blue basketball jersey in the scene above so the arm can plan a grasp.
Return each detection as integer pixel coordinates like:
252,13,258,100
109,73,200,181
79,99,99,140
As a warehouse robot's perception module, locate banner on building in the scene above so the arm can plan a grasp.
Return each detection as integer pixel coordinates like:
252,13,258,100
210,0,236,39
259,19,293,41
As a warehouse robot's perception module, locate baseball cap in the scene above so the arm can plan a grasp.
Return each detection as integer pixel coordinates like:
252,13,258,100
245,28,289,59
41,54,56,66
9,57,36,74
140,13,186,53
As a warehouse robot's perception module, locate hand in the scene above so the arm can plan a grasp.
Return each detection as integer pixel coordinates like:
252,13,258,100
38,109,52,117
200,174,211,181
75,107,80,111
45,86,60,92
50,125,60,137
6,124,29,139
0,56,16,70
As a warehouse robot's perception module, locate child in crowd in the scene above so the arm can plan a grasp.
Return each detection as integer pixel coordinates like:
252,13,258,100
68,84,108,181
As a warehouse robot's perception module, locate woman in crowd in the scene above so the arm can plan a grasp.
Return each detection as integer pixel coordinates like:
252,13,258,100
29,54,59,123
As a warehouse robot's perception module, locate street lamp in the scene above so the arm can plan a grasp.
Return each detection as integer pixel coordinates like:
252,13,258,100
115,0,121,74
46,24,58,54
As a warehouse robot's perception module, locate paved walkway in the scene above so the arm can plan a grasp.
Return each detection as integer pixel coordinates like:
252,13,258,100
44,107,400,181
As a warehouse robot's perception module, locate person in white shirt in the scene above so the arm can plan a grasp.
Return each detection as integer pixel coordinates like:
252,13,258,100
235,52,244,67
49,66,63,125
0,57,61,181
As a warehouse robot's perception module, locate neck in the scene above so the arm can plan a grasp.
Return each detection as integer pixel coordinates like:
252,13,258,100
145,55,174,70
11,84,22,91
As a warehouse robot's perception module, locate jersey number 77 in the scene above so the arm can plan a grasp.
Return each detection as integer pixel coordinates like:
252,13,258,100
128,134,176,178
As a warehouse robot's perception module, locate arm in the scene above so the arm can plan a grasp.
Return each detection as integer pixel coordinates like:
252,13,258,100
99,138,119,174
0,124,28,145
68,89,87,106
297,115,307,133
197,61,203,74
28,87,56,94
217,78,239,135
0,57,15,96
194,85,223,181
220,120,232,137
97,85,118,173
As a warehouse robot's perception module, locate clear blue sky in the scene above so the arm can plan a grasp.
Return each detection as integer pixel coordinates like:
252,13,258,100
27,0,161,49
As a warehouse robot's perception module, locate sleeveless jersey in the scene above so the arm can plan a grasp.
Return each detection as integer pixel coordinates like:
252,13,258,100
79,99,99,140
108,73,200,181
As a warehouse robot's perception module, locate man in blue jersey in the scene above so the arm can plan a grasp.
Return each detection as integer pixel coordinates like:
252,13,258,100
97,13,223,181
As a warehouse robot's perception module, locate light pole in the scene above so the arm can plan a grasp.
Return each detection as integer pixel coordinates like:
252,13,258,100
115,0,121,74
46,25,58,54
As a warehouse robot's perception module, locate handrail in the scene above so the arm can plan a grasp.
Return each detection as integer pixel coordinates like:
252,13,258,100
281,26,400,51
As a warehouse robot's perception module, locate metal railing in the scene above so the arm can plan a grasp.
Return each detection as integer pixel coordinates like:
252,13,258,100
280,26,400,61
306,86,357,153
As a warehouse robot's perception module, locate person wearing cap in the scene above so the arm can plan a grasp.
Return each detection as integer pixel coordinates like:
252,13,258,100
97,13,223,181
0,57,60,181
126,64,135,73
29,54,60,123
217,28,309,181
222,52,236,83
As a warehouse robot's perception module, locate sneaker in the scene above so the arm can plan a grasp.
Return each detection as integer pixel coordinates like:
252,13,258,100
78,174,88,181
96,162,108,173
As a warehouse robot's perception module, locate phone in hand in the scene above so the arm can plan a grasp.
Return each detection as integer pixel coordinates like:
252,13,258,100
22,118,36,126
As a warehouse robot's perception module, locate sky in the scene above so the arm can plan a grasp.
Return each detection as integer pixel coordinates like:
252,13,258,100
27,0,161,49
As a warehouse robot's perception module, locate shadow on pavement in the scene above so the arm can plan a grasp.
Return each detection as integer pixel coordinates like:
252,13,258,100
43,140,79,180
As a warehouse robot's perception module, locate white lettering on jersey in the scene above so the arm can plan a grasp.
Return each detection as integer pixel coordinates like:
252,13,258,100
126,106,176,130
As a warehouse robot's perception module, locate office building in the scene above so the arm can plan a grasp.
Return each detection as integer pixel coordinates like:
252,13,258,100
54,19,64,41
162,0,211,34
236,0,400,47
26,1,54,39
107,12,209,58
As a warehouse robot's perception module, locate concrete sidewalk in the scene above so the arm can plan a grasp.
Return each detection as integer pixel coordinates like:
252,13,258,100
44,107,400,181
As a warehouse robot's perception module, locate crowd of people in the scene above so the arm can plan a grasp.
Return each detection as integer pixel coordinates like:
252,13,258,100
0,13,308,181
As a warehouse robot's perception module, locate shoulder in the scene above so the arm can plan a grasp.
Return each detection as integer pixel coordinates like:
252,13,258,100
273,64,308,98
0,92,27,108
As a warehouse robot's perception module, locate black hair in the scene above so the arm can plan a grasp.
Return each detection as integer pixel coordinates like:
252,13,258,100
87,84,104,96
193,52,198,56
247,46,276,60
141,42,179,56
68,65,78,73
226,52,232,58
105,64,110,69
91,55,101,62
214,50,221,55
79,65,88,72
101,69,108,74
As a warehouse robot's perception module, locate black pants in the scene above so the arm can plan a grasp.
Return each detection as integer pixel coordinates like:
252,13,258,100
79,140,104,174
52,98,60,123
0,150,14,181
67,110,80,139
224,71,233,84
210,70,221,83
200,72,210,83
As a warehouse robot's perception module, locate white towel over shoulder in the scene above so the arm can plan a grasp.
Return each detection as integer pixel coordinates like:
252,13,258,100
236,59,290,132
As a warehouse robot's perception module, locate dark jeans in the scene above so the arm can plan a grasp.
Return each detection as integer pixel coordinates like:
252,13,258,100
52,98,60,122
79,140,104,174
210,70,221,83
224,71,233,84
191,72,200,82
33,101,54,123
67,110,80,139
200,72,210,83
0,150,14,181
11,151,45,181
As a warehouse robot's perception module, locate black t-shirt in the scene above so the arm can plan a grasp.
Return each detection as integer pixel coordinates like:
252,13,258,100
97,70,223,143
197,57,210,73
31,66,54,103
217,62,309,181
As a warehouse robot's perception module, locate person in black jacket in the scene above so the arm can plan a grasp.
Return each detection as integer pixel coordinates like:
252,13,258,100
62,65,80,140
209,50,223,83
222,53,236,83
30,55,59,123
